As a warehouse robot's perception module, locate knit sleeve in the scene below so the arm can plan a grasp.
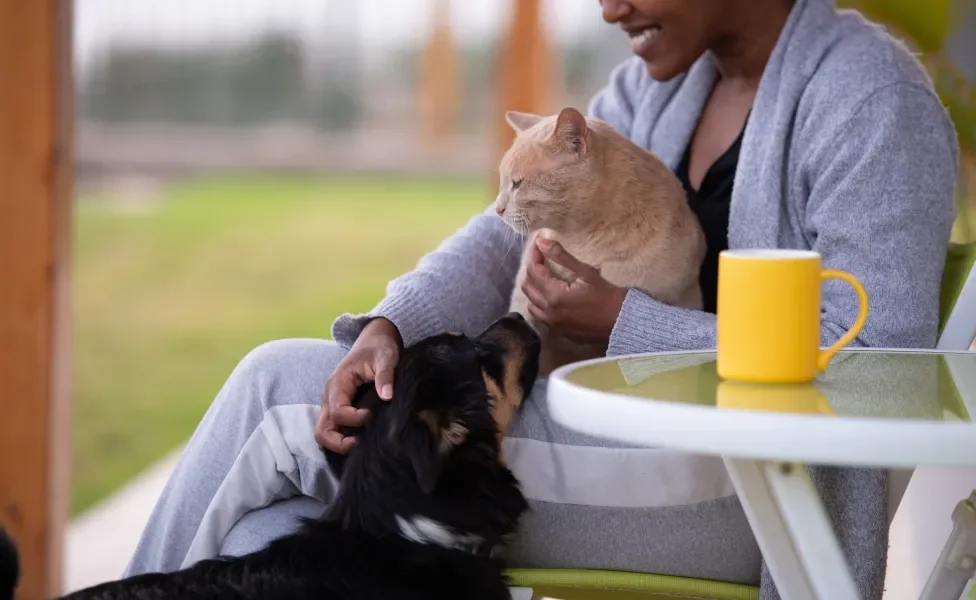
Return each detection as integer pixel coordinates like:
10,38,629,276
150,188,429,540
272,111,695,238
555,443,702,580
799,82,958,349
607,82,959,356
330,206,524,349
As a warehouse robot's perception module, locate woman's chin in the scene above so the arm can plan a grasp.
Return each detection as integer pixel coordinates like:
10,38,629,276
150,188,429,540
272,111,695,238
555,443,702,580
643,59,683,82
641,52,702,83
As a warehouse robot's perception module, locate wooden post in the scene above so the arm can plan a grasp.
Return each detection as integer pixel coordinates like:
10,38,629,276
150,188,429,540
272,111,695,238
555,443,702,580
419,0,459,150
494,0,557,169
0,1,73,599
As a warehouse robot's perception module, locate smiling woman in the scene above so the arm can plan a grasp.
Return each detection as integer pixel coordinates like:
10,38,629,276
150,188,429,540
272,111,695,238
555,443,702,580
120,1,958,599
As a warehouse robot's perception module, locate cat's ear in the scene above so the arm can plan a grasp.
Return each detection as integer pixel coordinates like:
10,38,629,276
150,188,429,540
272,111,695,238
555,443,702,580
553,107,588,154
505,111,544,133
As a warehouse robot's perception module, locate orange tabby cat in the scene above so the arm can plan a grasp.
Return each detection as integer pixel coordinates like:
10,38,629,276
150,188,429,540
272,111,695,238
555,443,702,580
495,106,706,376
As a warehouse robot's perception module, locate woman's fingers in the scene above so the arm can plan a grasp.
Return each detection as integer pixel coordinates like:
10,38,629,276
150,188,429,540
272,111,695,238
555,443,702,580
371,346,398,401
317,365,369,452
331,404,370,427
315,422,358,454
317,338,400,453
537,239,596,281
527,238,546,266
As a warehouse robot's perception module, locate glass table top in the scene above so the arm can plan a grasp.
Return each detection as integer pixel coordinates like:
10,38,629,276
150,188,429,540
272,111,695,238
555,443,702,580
563,350,976,423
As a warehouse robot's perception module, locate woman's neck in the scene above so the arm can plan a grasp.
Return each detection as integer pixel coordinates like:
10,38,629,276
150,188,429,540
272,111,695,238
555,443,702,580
709,0,795,87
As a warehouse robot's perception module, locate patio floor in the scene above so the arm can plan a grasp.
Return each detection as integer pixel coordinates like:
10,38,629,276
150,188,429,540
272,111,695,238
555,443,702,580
63,446,183,594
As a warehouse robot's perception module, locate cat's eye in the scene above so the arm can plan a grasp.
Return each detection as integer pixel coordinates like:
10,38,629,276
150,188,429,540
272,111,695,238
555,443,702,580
511,178,523,190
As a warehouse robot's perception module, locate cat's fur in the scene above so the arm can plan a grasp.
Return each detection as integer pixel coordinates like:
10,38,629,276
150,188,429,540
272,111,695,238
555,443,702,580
494,106,706,376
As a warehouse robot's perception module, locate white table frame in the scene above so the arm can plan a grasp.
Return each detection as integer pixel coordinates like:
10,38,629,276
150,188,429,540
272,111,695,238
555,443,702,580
547,348,976,600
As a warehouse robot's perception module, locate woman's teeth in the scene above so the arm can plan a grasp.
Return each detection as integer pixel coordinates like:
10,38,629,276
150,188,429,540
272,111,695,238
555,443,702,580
630,26,661,52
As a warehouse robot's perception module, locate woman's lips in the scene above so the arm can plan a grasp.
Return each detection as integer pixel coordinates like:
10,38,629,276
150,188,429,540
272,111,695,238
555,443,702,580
629,25,662,55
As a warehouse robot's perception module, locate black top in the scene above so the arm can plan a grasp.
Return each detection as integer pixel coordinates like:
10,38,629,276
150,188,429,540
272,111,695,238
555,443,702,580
675,128,744,314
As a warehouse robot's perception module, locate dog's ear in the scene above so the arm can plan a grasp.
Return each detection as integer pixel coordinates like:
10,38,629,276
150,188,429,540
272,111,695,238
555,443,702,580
324,444,348,482
402,410,468,495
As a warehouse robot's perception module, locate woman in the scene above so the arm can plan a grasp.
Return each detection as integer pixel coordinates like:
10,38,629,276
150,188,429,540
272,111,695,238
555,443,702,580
125,0,959,598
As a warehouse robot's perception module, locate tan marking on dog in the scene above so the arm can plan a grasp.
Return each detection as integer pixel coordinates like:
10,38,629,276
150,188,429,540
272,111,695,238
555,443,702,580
482,341,528,463
501,345,527,415
419,410,468,455
482,372,505,424
417,410,440,437
439,420,468,454
482,370,508,463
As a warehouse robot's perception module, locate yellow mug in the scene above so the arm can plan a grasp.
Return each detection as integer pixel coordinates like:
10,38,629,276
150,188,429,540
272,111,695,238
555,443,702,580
716,249,869,384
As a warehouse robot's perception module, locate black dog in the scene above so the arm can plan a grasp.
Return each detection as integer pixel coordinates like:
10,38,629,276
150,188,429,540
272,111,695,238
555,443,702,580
0,313,540,600
0,528,16,600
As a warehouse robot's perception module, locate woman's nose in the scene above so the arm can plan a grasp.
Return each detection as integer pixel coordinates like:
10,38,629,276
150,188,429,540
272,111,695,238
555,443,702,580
600,0,633,24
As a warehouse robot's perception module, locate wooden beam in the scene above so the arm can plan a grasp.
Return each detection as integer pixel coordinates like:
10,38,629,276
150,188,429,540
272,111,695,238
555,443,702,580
494,0,557,167
0,1,73,599
419,0,459,149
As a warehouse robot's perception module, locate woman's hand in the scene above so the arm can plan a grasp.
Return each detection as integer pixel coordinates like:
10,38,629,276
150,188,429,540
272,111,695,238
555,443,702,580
522,238,628,344
316,317,402,454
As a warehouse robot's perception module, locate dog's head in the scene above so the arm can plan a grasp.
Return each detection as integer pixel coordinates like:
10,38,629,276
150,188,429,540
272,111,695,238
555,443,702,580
324,312,540,552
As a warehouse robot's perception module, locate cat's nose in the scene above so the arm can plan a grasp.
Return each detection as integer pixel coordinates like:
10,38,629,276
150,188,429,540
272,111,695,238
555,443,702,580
495,204,505,216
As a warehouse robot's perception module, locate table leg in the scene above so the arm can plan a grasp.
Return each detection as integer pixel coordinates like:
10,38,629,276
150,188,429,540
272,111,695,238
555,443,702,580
918,491,976,600
722,457,860,600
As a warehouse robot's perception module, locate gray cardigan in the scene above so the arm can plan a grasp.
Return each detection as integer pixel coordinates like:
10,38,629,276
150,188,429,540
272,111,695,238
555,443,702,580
333,0,959,597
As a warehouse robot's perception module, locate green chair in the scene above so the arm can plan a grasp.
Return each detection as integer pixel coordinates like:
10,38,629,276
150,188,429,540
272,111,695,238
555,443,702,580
937,242,976,350
506,242,976,600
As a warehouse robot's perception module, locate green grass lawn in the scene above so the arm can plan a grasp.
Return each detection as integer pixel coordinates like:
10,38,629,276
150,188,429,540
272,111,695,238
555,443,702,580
72,174,491,516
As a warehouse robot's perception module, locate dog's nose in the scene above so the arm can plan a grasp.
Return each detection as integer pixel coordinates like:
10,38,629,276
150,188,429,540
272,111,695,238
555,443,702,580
505,311,525,321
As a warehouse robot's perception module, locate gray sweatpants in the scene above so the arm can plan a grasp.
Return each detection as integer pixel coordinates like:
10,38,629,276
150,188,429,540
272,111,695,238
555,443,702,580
124,339,762,583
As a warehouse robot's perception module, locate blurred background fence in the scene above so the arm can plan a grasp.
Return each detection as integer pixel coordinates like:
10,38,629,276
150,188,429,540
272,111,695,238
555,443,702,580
74,0,630,182
70,0,975,517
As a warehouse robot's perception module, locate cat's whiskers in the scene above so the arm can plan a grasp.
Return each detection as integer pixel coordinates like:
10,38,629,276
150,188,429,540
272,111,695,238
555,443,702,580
494,219,520,277
494,212,531,282
510,212,531,237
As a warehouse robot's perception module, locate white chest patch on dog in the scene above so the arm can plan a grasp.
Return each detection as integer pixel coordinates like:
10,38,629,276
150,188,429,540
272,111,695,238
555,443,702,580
395,514,484,553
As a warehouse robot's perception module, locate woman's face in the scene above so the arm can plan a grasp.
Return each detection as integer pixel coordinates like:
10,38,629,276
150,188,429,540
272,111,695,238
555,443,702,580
600,0,731,81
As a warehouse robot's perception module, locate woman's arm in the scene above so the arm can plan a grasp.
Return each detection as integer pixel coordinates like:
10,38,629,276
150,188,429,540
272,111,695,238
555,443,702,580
608,82,959,355
331,206,524,349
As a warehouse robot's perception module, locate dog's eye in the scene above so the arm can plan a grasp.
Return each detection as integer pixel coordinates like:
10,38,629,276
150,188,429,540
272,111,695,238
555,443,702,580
511,178,523,190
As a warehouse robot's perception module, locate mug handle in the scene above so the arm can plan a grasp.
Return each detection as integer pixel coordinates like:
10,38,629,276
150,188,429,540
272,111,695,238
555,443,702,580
817,269,869,371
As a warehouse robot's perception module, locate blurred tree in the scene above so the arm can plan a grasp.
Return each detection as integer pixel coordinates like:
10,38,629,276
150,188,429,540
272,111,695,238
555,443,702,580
226,32,306,125
839,0,976,241
79,32,323,128
313,0,364,132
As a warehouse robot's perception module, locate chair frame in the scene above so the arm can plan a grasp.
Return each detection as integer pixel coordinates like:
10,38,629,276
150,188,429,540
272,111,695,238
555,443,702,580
937,242,976,351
